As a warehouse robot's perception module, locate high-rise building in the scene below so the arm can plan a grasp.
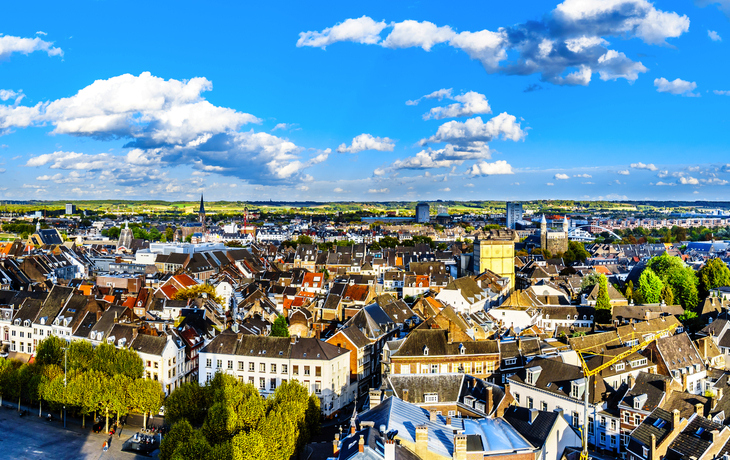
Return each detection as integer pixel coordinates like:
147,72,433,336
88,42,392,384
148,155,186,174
65,203,77,215
505,202,523,229
415,202,430,223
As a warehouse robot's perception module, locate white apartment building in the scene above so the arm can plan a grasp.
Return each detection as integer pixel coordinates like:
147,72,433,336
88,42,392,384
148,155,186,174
199,331,351,416
131,333,186,395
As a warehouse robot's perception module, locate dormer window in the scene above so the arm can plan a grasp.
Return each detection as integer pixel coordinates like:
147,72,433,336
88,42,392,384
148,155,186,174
24,320,30,328
424,346,429,356
459,343,465,355
526,366,542,385
570,379,585,399
634,394,648,410
14,319,20,326
118,338,126,347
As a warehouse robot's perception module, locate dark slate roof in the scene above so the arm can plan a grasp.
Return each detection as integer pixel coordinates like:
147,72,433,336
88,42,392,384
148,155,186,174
35,285,74,324
503,406,560,449
393,329,498,357
201,330,349,361
665,414,725,460
130,333,168,356
13,298,43,324
509,357,608,405
620,372,671,414
629,407,675,450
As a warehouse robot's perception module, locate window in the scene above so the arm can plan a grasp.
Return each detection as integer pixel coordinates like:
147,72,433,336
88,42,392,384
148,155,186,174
248,376,254,385
304,366,310,376
249,362,255,372
259,378,265,389
424,393,439,403
475,362,483,374
293,365,299,375
643,446,649,458
588,417,594,434
315,381,321,394
624,412,630,423
270,378,277,390
260,363,266,373
615,363,625,371
611,419,617,430
401,364,411,374
216,359,222,368
227,360,233,370
271,364,277,374
282,364,287,374
11,330,15,337
238,361,244,371
463,362,471,374
622,434,629,446
572,412,579,427
19,331,23,338
634,414,641,426
514,393,520,404
206,359,211,368
505,358,517,366
541,402,548,411
431,364,438,374
600,416,606,427
315,366,321,377
527,397,533,409
20,342,24,352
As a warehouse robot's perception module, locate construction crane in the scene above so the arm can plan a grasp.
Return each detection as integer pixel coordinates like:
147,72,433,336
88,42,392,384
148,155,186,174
574,322,678,460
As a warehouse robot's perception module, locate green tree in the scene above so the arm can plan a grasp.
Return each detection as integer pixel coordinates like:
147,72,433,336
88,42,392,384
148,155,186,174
173,284,224,305
67,340,94,372
661,285,675,306
595,275,612,323
647,253,699,310
624,281,634,301
697,258,730,298
160,420,196,460
638,268,664,304
128,378,164,429
68,370,104,428
271,315,290,338
35,336,66,367
580,273,602,293
164,381,209,426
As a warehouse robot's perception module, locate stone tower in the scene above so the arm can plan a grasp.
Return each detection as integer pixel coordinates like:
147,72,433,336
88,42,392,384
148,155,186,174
539,214,547,250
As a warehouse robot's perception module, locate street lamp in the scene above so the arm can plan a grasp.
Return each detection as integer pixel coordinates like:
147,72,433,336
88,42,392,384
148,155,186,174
63,345,67,428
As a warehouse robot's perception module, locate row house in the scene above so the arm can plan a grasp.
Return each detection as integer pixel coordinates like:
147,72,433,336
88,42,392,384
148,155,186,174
199,331,351,417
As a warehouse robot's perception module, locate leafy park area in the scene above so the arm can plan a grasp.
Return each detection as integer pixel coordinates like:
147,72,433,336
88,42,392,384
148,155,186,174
0,336,163,433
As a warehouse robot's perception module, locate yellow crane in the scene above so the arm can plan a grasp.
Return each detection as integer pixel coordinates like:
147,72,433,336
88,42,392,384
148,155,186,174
574,322,678,460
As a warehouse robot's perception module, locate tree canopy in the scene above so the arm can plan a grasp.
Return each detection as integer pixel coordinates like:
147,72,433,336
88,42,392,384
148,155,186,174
697,258,730,298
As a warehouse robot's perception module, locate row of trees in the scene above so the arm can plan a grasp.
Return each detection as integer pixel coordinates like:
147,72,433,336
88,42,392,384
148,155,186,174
0,337,163,433
160,374,320,460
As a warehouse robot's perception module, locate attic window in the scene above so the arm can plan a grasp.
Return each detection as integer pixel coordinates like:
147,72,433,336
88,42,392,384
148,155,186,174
459,344,465,355
424,346,429,356
279,351,283,355
652,419,666,428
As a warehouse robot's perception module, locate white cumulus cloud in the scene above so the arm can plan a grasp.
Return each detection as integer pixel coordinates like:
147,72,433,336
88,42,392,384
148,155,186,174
368,188,390,194
554,173,570,180
678,176,699,185
631,162,658,171
617,170,630,175
654,77,699,96
0,34,63,60
423,91,492,120
382,20,455,51
296,16,387,48
467,160,514,176
337,133,395,153
709,30,722,41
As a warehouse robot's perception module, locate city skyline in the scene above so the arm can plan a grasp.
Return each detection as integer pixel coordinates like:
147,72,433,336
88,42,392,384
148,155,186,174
1,0,730,201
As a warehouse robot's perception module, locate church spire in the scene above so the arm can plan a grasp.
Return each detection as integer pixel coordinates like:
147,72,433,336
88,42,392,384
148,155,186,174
198,194,206,228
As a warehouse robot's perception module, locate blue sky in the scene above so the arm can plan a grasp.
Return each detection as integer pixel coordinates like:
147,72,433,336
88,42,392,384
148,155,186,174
1,0,730,202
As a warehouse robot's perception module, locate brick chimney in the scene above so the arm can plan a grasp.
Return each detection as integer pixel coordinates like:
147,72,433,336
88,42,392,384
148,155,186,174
358,435,364,453
486,385,493,415
453,434,467,460
446,415,452,426
430,410,437,422
415,425,428,457
333,433,339,456
695,403,704,416
672,409,680,431
402,388,409,402
369,389,381,410
385,440,396,460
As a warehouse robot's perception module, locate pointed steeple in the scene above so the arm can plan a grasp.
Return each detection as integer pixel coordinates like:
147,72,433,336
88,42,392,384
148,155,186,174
198,194,206,215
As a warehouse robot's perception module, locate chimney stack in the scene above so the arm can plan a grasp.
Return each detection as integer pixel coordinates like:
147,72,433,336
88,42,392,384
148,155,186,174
384,440,396,460
333,433,339,456
369,389,381,410
430,410,437,422
672,409,680,431
415,425,428,457
650,434,657,460
695,403,704,416
446,415,452,426
358,435,364,453
486,385,493,415
628,374,636,389
453,434,468,460
529,408,539,424
402,389,409,402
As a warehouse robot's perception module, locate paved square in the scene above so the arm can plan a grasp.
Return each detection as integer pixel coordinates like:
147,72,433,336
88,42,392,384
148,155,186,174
0,408,158,460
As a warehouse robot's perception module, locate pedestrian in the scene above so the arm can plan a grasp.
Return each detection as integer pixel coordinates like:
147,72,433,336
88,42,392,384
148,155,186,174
119,425,123,438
